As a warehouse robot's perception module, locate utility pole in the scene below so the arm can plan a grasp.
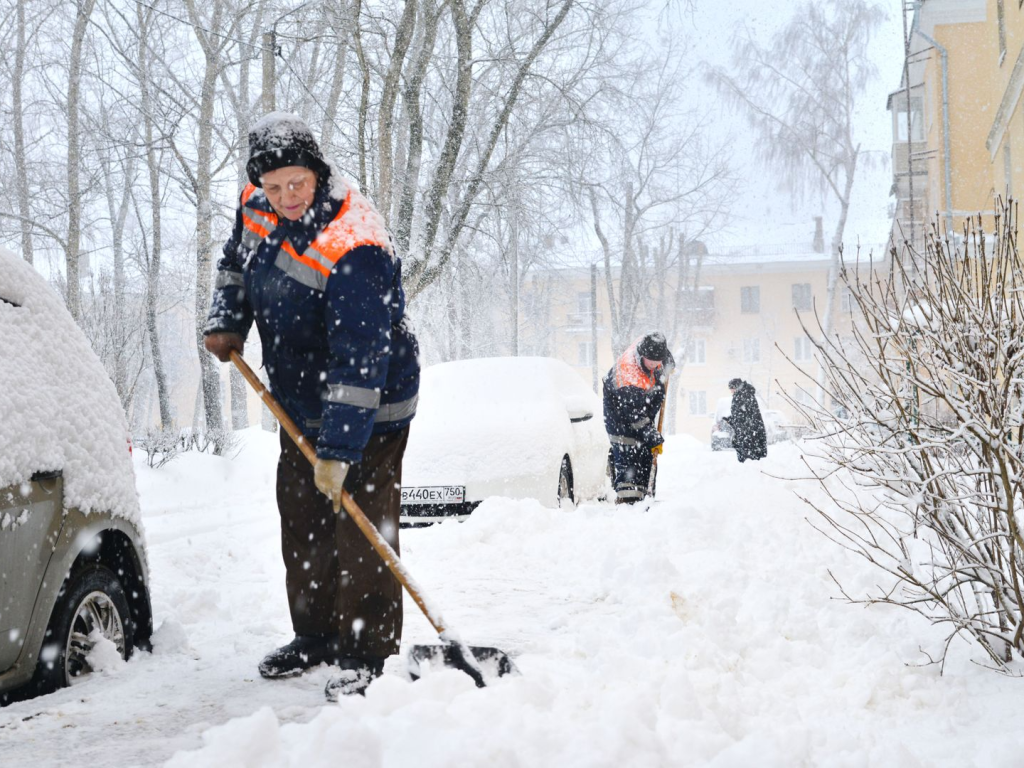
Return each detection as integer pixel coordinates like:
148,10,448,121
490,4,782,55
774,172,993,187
590,263,599,390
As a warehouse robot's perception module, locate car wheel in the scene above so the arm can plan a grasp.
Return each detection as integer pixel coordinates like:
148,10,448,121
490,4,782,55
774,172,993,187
34,564,134,694
557,456,575,507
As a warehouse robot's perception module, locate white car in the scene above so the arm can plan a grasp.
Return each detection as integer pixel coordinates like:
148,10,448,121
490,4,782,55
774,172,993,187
400,357,611,525
0,248,152,703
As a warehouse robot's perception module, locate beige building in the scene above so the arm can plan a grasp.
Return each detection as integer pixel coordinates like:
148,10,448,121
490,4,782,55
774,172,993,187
522,241,883,444
891,0,1024,242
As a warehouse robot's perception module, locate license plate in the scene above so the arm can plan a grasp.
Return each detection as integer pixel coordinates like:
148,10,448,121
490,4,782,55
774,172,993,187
401,485,466,505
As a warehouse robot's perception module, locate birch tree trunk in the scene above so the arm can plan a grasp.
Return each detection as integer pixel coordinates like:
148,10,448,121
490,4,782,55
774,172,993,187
185,0,227,449
65,0,97,321
13,0,33,265
137,3,173,430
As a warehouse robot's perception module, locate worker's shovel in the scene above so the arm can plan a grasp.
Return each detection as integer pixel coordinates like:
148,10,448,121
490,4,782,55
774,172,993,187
230,351,517,688
647,370,672,498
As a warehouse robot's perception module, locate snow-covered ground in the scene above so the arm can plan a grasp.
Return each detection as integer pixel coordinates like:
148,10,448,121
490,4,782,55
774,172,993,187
2,428,1021,767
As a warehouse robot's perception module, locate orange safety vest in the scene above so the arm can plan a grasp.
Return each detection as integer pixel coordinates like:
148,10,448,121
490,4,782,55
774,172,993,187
613,341,657,391
238,180,392,291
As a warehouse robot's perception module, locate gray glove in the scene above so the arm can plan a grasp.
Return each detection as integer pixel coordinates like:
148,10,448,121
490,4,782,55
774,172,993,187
314,458,350,513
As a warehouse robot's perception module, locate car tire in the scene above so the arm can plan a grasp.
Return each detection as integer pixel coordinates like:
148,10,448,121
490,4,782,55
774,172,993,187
557,456,575,507
33,564,134,695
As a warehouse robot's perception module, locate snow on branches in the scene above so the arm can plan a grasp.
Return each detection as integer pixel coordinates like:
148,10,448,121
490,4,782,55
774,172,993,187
793,199,1024,672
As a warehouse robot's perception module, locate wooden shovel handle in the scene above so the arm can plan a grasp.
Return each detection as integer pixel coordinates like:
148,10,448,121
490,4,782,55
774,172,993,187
229,350,446,636
652,371,671,473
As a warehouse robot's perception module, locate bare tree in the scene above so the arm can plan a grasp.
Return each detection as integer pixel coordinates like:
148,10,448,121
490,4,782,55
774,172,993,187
586,53,734,357
12,0,35,264
178,0,244,451
64,0,98,321
707,0,885,384
794,202,1024,671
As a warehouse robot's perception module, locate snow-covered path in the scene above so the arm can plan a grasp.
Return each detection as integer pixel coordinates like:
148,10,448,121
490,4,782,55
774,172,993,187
1,429,1021,767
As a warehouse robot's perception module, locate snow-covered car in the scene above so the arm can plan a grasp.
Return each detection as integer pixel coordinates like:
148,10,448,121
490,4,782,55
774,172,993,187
710,394,782,449
0,249,152,703
400,357,611,525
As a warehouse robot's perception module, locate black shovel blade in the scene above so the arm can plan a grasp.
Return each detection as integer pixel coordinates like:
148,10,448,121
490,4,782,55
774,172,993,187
406,644,518,685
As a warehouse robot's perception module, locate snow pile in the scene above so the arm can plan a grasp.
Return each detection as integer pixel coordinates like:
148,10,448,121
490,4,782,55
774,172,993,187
3,429,1023,766
0,249,139,521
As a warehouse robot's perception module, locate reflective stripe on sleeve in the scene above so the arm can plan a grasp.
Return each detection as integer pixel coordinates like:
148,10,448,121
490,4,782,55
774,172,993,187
215,270,245,289
326,383,382,410
374,394,418,423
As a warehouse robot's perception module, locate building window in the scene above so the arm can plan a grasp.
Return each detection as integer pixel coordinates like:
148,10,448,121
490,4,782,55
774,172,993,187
794,336,814,362
998,0,1007,61
740,285,760,314
684,338,706,365
895,95,924,142
689,390,707,415
681,286,715,326
841,287,854,313
792,283,812,311
577,291,593,314
577,342,594,366
743,338,760,364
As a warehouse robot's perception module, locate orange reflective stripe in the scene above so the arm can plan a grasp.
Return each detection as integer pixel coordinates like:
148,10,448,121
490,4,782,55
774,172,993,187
248,207,277,224
241,183,259,205
281,240,332,277
242,214,271,239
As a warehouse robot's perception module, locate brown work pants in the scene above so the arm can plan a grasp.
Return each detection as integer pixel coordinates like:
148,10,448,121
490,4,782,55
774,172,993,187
276,427,408,659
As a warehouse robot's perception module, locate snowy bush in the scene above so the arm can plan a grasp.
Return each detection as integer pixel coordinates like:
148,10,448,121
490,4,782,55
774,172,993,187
794,200,1024,671
136,427,239,468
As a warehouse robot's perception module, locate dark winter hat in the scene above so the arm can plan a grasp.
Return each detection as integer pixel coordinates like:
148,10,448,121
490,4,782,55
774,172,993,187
246,112,329,187
637,332,669,362
728,378,744,390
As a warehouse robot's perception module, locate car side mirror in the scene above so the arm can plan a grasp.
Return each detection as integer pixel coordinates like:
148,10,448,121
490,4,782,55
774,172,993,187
563,395,594,423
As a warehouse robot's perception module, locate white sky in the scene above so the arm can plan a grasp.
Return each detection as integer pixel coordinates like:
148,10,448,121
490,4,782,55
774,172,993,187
672,0,907,252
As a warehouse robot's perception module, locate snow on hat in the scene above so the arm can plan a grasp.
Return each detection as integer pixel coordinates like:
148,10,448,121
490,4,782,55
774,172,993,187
246,111,329,187
728,378,743,390
637,332,669,362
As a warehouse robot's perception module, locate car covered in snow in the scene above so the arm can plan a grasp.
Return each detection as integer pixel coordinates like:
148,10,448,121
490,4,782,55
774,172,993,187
400,357,611,525
0,249,152,703
710,395,787,450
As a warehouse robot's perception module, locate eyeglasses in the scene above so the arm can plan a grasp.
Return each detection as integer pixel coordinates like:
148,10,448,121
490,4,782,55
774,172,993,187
264,176,314,196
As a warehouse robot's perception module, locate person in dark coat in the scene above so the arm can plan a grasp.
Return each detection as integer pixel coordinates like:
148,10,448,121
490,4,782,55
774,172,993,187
203,112,419,700
723,378,767,462
603,332,675,503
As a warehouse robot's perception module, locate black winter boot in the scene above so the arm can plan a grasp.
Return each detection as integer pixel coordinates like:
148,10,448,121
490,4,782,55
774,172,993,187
258,634,342,679
324,657,385,701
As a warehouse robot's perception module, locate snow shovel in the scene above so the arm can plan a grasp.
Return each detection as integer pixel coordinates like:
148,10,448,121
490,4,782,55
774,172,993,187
647,370,671,498
229,351,516,688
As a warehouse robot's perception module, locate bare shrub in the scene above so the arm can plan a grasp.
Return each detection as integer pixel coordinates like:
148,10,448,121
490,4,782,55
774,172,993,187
792,200,1024,671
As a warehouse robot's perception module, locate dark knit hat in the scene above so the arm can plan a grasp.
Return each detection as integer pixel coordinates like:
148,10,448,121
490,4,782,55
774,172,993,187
246,112,329,187
637,332,669,362
728,378,744,390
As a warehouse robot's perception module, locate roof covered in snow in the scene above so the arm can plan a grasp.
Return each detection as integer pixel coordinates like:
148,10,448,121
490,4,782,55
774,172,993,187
0,248,140,521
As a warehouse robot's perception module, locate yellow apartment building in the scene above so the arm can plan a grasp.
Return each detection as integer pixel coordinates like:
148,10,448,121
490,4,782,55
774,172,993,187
891,0,1024,240
521,241,883,443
